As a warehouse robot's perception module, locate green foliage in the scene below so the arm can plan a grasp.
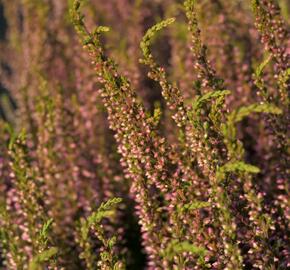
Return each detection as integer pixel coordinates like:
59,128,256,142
255,55,272,78
191,90,230,113
177,200,210,214
162,240,207,260
38,219,54,248
140,17,176,63
188,90,230,127
253,54,272,100
222,103,282,157
151,102,162,127
278,67,290,104
216,161,260,181
184,0,197,8
77,198,124,270
28,247,58,270
279,68,290,84
85,197,122,236
227,103,282,124
71,0,111,52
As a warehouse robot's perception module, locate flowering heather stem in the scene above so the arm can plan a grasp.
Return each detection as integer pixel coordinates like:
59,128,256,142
184,0,224,92
2,129,58,269
140,13,245,268
222,103,283,268
251,0,289,75
71,2,174,267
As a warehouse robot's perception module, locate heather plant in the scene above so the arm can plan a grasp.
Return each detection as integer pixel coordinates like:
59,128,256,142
0,0,289,269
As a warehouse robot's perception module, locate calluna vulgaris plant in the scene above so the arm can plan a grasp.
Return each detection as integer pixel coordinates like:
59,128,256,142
0,0,289,269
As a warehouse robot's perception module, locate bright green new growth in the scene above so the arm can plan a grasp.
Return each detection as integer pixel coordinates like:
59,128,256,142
191,90,231,111
86,197,122,232
255,55,272,78
163,240,207,261
140,17,176,64
151,103,162,127
77,198,124,270
189,90,231,127
38,218,54,248
222,103,282,154
184,0,197,7
217,161,260,181
227,103,282,124
28,247,58,270
253,54,272,100
177,200,210,214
